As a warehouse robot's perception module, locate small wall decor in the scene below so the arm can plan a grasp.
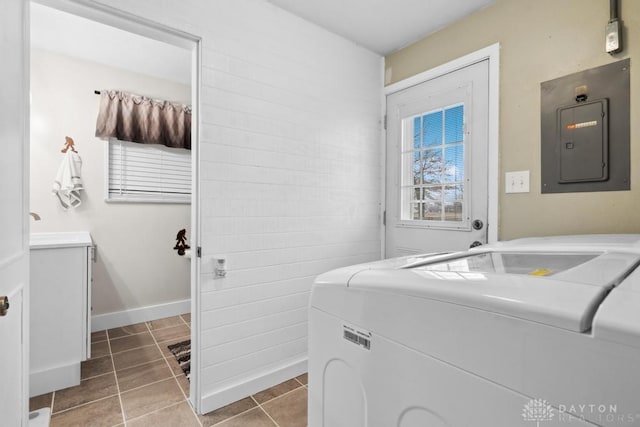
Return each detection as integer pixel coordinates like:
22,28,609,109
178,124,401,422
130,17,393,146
53,136,83,209
174,229,190,256
61,136,78,153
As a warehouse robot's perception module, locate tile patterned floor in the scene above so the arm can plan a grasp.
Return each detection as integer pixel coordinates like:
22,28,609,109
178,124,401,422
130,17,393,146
29,314,308,427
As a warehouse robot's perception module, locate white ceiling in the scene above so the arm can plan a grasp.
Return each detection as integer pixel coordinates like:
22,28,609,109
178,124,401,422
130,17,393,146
31,0,494,82
267,0,495,55
30,3,192,85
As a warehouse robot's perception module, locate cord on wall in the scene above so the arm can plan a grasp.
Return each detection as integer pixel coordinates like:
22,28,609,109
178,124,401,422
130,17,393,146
606,0,622,54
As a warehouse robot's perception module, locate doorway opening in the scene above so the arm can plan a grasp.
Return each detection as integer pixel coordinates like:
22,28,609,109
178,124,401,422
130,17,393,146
28,0,201,418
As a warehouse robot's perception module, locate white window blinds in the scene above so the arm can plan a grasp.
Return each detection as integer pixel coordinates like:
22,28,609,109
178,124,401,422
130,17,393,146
106,140,191,203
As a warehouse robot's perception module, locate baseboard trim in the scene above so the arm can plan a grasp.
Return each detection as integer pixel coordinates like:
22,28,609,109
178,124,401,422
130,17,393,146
30,363,80,397
199,357,308,414
91,299,190,332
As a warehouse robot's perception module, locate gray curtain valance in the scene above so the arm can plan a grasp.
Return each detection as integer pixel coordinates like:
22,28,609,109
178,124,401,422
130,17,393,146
95,90,191,150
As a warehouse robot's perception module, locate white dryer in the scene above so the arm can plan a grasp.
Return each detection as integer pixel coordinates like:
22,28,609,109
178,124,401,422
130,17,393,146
308,235,640,427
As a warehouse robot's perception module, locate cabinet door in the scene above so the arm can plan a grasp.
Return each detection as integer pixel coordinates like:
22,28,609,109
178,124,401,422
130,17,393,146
30,247,85,389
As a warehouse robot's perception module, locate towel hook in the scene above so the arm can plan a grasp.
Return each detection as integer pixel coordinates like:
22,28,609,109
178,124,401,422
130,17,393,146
61,136,78,153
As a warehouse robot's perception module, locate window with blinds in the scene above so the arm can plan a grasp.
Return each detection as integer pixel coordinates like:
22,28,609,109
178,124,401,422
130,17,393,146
105,140,191,203
401,103,465,223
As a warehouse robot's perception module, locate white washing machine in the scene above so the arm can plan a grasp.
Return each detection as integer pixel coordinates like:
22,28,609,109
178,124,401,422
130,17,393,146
308,235,640,427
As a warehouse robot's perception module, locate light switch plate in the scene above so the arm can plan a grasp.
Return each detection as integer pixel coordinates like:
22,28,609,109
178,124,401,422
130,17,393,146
506,170,530,193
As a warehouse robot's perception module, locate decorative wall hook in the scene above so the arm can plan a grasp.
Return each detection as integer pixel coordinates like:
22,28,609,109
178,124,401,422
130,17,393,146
174,229,191,256
61,136,78,153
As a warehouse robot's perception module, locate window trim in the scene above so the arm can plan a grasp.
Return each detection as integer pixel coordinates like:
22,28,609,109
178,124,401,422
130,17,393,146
397,95,471,231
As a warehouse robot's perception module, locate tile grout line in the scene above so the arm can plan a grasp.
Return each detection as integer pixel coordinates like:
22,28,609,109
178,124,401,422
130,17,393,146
48,393,120,417
175,313,191,390
152,335,189,390
48,360,120,415
176,313,200,426
179,313,191,329
48,346,123,416
112,355,166,374
201,381,303,427
146,317,191,384
114,368,180,394
81,354,119,381
254,383,306,407
145,318,203,426
42,317,193,426
249,395,282,427
258,383,310,426
50,390,56,416
48,332,308,426
209,409,252,427
207,381,307,426
108,320,189,344
106,329,128,427
124,400,187,425
110,342,157,356
207,396,280,427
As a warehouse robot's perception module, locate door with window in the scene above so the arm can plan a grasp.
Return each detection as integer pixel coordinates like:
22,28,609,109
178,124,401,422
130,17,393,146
385,60,489,258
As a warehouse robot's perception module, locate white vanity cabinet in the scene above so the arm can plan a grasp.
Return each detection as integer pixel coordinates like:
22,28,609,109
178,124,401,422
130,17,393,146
29,232,93,397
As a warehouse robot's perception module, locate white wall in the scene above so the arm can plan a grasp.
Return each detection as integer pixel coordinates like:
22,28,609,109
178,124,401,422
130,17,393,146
30,49,191,319
93,0,383,412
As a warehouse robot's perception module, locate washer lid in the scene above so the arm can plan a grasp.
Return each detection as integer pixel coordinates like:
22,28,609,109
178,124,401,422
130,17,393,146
347,251,640,332
593,264,640,347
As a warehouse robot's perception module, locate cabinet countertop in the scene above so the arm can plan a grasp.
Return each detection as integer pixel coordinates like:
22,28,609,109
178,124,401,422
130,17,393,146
30,231,92,249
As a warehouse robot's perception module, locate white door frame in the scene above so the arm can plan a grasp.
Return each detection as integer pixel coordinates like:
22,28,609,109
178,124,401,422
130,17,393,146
383,43,500,255
28,0,204,412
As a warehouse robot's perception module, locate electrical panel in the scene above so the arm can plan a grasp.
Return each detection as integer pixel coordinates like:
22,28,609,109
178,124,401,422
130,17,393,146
557,99,608,183
541,60,629,194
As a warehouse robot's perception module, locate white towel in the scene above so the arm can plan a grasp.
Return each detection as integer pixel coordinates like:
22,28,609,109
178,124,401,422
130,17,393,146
52,150,84,210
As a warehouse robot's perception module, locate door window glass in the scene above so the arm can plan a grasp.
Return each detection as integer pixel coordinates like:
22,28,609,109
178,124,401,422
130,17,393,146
401,104,465,222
